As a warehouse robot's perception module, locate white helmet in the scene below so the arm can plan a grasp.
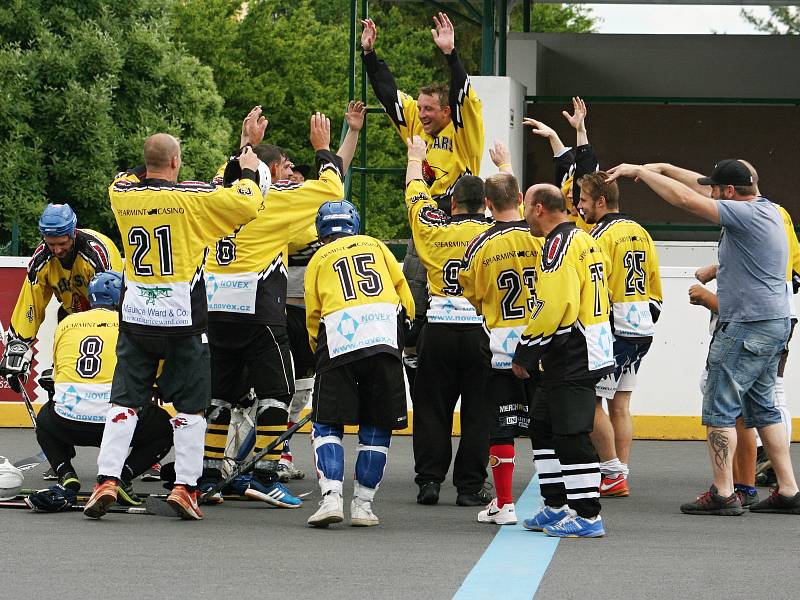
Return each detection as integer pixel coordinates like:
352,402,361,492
0,456,23,500
255,161,272,199
222,157,271,199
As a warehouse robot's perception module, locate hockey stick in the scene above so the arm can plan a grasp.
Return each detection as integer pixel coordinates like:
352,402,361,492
0,499,151,514
11,383,48,471
145,414,312,516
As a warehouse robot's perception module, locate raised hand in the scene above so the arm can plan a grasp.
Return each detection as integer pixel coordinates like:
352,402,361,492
522,118,557,139
345,101,367,133
605,163,642,183
240,105,268,148
310,112,331,151
361,18,377,53
406,135,427,162
431,12,455,55
562,96,587,132
489,140,512,169
238,145,259,172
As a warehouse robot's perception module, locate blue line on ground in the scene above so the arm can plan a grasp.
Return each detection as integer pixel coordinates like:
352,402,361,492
452,476,559,600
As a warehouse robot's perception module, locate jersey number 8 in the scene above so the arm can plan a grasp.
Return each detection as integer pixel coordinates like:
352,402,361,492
76,335,104,378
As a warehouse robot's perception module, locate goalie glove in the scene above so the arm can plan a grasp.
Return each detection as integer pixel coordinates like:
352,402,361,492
38,368,55,398
0,340,32,393
25,484,77,512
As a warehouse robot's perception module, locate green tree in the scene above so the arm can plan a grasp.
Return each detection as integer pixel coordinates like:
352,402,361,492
0,0,231,252
741,6,800,34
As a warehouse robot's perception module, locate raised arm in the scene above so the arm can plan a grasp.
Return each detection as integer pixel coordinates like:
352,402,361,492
489,140,513,174
337,101,367,173
563,96,588,147
643,162,711,197
606,164,720,223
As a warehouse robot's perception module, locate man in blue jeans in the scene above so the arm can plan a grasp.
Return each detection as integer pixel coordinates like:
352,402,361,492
608,158,798,515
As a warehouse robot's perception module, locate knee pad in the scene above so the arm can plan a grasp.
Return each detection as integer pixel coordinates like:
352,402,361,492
206,398,233,424
311,423,345,494
288,378,314,422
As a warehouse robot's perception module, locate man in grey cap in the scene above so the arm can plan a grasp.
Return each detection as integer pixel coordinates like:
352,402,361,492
607,158,798,516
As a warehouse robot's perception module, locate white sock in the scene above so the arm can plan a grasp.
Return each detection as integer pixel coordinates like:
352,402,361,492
621,462,630,478
97,406,138,479
354,481,376,502
172,413,206,487
599,458,624,477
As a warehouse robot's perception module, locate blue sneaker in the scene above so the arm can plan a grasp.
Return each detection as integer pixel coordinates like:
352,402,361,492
226,473,253,496
243,474,302,508
522,504,574,531
543,515,605,538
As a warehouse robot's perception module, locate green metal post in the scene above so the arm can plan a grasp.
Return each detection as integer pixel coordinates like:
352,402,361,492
359,0,368,233
524,0,531,32
481,0,495,75
11,221,19,255
499,0,507,76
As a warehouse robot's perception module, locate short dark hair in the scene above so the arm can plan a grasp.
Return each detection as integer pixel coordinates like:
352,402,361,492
531,185,566,213
485,173,520,211
418,83,448,108
253,144,285,167
578,171,619,209
452,176,485,213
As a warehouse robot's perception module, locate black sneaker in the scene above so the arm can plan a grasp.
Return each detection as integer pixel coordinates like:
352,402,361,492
749,488,800,514
42,467,58,481
416,481,440,505
680,485,746,516
735,488,759,509
756,467,777,487
456,484,493,507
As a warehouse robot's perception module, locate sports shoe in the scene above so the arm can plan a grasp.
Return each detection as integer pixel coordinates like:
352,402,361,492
83,478,119,519
277,459,306,482
456,484,493,507
416,481,440,505
543,515,606,538
308,491,344,528
42,467,58,481
59,471,81,492
600,473,629,498
166,484,203,520
477,498,517,525
734,487,759,509
198,478,224,505
351,497,380,527
680,485,745,516
140,463,162,482
523,504,575,531
749,488,800,514
756,467,777,487
242,473,302,508
117,481,143,506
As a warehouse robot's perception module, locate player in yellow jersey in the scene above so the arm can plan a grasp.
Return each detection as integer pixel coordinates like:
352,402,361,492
459,173,543,526
402,136,493,507
24,272,172,512
577,171,663,497
1,204,122,393
512,183,615,538
304,201,414,528
361,13,485,393
83,134,264,521
523,97,597,234
199,112,350,507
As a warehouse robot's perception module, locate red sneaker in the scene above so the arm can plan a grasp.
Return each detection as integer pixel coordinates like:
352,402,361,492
167,484,204,520
600,473,629,497
83,478,119,519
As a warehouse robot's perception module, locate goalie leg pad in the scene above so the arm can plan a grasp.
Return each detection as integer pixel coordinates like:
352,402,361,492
354,425,391,501
254,397,289,471
97,406,138,479
311,423,345,496
204,398,232,471
172,413,206,487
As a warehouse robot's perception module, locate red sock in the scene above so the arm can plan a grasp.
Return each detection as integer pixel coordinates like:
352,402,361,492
489,444,515,508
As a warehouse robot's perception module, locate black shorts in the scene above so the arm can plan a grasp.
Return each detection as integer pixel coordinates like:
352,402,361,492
312,353,408,430
111,330,210,414
487,368,537,442
286,304,315,378
531,378,598,436
208,320,295,402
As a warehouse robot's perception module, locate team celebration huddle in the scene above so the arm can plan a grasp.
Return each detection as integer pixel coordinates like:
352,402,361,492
0,13,798,539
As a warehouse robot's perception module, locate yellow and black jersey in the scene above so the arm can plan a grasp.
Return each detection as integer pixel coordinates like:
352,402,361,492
775,204,800,303
109,172,262,336
8,229,122,343
405,179,490,323
459,220,543,370
514,222,615,381
52,308,119,423
590,213,663,340
305,234,414,372
567,212,594,234
206,150,344,325
363,48,483,200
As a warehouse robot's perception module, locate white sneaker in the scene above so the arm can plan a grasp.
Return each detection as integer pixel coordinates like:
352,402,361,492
307,492,344,528
350,497,379,527
477,498,517,525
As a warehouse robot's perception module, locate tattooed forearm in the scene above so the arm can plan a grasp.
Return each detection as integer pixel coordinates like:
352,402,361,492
708,430,730,470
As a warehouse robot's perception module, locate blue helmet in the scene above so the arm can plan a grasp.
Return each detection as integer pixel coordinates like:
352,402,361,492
88,271,123,308
316,200,360,239
39,204,77,238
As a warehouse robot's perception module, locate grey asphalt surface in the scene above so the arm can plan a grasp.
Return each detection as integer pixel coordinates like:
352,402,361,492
1,430,798,600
